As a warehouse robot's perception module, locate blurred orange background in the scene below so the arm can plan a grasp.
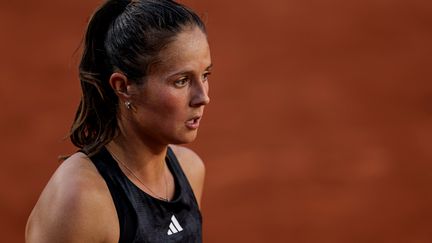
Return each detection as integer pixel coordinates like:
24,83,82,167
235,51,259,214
1,0,432,242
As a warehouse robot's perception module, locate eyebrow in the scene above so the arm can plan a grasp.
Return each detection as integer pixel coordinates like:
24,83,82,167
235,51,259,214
168,63,213,77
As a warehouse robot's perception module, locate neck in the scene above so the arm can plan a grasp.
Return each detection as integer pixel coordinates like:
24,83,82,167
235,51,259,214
106,131,168,182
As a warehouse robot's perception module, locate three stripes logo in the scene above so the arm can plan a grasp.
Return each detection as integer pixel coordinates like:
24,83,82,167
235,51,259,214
167,215,184,235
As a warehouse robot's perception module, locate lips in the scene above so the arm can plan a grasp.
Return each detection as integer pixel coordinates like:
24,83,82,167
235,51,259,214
185,116,201,129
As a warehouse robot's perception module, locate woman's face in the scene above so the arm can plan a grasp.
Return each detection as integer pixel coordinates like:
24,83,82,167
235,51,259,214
126,26,211,145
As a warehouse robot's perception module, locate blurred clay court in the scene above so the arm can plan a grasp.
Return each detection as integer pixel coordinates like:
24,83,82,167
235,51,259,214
1,0,432,242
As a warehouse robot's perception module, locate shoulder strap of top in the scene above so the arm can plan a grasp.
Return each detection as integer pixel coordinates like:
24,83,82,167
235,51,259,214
88,147,137,243
166,146,200,207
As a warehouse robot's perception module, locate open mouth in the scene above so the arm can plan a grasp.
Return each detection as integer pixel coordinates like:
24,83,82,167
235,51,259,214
185,116,201,129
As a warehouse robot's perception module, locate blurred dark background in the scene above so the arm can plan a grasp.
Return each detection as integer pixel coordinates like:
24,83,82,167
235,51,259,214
1,0,432,242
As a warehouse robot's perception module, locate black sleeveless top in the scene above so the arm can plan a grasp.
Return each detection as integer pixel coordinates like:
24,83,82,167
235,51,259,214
88,146,202,243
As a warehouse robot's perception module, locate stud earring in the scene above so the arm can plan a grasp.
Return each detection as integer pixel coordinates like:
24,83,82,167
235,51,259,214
125,101,132,110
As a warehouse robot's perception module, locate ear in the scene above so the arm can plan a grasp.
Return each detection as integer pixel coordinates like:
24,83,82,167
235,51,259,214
109,72,131,101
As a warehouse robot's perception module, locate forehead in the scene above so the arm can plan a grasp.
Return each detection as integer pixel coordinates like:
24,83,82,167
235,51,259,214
151,27,211,75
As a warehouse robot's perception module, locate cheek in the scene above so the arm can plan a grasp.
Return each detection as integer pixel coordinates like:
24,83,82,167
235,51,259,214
161,94,185,115
145,89,188,120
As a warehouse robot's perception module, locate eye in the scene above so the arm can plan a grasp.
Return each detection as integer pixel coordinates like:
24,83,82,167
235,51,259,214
174,77,189,88
202,72,211,82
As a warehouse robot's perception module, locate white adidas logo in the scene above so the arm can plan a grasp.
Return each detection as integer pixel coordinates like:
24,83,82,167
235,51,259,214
167,215,184,235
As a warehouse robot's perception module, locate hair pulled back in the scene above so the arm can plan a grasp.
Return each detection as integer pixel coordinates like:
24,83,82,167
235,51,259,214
70,0,206,156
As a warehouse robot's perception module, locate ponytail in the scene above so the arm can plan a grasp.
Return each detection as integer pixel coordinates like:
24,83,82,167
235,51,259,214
70,0,129,156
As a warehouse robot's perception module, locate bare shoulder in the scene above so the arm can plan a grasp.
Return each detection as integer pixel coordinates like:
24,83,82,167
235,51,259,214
169,145,206,175
26,152,118,243
169,145,206,208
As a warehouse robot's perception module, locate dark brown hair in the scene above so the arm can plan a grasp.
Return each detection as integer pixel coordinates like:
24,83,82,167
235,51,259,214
70,0,206,156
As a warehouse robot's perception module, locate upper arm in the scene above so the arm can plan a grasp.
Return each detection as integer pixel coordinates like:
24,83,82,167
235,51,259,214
26,154,118,243
170,145,206,208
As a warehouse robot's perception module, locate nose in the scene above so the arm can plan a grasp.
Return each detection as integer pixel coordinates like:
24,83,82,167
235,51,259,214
190,81,210,107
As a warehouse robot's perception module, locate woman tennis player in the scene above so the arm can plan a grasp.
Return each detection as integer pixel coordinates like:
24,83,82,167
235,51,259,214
26,0,211,242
